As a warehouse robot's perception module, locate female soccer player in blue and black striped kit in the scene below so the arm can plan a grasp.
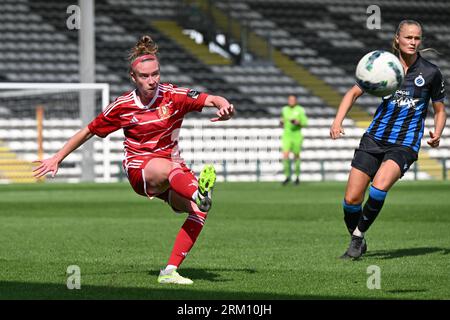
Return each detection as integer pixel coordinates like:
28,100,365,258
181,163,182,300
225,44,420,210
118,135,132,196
330,20,447,259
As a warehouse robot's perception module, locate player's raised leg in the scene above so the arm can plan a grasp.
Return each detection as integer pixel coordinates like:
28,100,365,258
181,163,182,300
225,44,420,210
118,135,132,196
356,160,399,233
145,159,216,212
168,163,216,212
195,164,216,212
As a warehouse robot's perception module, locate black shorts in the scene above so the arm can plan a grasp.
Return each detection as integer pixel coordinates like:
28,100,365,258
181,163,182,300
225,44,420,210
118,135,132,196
351,133,418,179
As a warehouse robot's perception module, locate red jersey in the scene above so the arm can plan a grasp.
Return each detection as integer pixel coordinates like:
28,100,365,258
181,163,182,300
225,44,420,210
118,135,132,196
88,83,207,169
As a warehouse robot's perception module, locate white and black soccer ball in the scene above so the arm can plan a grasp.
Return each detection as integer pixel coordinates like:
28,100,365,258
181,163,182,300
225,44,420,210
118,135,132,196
355,50,405,97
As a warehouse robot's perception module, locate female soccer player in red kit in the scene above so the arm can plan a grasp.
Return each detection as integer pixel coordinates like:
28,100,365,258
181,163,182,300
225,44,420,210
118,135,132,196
33,35,235,284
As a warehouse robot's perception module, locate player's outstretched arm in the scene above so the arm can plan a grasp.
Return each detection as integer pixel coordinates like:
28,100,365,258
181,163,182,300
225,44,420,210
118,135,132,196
33,127,94,178
204,95,235,122
330,85,363,139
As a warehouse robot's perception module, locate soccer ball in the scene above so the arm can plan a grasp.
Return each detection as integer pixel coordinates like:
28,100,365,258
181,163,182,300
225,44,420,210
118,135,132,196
355,50,405,97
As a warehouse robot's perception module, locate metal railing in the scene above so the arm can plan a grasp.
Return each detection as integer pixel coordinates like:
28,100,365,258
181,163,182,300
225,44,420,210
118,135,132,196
117,158,450,182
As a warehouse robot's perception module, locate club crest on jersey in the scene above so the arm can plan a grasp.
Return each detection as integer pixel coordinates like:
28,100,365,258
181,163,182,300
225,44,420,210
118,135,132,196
414,74,425,87
158,104,171,119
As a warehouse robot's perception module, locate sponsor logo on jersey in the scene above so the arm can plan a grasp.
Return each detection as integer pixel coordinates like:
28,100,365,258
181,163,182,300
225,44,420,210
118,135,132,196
130,116,139,124
187,90,200,99
396,96,421,110
395,89,411,96
392,91,421,110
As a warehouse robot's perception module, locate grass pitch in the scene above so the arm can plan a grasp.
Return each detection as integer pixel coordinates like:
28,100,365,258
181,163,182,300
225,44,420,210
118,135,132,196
0,181,449,299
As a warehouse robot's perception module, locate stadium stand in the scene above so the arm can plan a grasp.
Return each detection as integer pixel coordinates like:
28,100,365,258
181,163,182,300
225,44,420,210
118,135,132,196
0,0,449,182
239,0,450,109
210,0,450,178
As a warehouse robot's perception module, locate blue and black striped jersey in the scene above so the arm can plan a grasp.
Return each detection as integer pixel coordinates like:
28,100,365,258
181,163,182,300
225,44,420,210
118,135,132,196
364,54,446,152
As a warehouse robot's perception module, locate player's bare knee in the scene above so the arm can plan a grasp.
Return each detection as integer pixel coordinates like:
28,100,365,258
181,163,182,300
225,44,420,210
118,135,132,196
371,182,389,192
344,194,364,205
372,176,396,192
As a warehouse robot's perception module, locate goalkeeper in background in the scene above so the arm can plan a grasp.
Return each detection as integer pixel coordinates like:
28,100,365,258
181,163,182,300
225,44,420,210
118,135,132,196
280,94,308,185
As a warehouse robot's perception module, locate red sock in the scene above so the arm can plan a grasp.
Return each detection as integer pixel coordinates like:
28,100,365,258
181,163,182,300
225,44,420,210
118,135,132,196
168,168,198,201
167,211,207,267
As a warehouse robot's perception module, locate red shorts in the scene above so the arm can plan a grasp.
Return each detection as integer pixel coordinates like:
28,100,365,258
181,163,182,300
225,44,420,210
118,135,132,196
123,157,193,200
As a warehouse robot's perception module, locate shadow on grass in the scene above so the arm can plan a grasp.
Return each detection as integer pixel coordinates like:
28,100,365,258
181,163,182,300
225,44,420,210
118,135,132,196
151,267,257,283
80,268,257,283
0,268,376,300
385,289,428,294
364,247,450,259
0,280,361,300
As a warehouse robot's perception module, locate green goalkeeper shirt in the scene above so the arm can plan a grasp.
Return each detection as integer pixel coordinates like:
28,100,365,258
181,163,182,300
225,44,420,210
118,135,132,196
281,105,308,134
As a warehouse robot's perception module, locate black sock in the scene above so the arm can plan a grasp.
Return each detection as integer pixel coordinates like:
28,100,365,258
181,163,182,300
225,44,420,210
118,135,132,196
343,200,362,235
357,186,387,233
